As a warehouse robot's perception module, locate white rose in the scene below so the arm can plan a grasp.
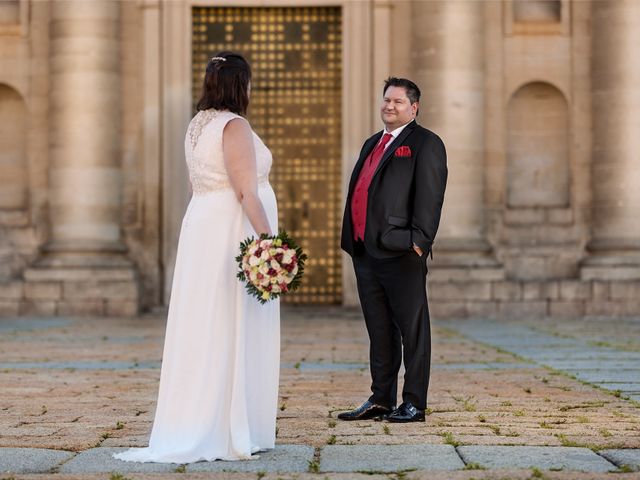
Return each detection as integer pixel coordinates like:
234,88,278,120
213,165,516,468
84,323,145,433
282,253,294,264
260,250,270,260
249,255,261,267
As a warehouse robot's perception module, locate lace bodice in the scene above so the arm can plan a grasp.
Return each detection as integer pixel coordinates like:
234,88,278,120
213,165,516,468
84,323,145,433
184,109,272,194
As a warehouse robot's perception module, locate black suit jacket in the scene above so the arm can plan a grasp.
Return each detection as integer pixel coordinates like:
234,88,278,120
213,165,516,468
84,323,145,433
341,120,448,259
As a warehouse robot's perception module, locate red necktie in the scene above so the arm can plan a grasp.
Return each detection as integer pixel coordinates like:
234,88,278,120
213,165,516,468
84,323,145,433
369,133,393,167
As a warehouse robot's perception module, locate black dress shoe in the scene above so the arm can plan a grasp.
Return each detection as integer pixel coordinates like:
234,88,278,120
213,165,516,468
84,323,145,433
386,402,425,423
337,401,392,421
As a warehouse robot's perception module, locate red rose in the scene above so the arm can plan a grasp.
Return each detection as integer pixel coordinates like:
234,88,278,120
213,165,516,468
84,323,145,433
395,146,411,157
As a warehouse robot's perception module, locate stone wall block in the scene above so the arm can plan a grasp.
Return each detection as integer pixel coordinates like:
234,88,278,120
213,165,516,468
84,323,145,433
498,301,548,317
429,282,492,301
585,300,640,316
0,281,24,300
559,280,591,300
592,281,610,301
429,301,468,319
58,300,105,316
542,281,560,300
522,282,542,300
430,267,505,282
549,300,585,317
546,208,573,224
19,300,57,316
0,300,20,315
63,281,138,300
465,301,498,318
492,281,522,301
609,281,640,300
503,209,545,225
106,300,139,317
24,282,62,300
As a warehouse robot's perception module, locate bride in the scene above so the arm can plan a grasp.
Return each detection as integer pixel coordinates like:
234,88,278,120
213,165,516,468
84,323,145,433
114,52,280,463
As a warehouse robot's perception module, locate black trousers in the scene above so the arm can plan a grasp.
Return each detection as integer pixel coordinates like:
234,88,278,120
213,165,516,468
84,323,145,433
352,243,431,410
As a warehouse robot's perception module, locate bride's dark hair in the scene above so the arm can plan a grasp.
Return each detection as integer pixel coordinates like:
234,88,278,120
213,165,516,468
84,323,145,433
196,51,251,115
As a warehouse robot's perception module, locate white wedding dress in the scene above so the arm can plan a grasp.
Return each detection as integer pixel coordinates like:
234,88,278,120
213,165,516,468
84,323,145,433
114,109,280,463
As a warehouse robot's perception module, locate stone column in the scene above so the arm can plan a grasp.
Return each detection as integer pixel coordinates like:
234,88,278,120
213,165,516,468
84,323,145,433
581,0,640,280
411,0,501,279
47,0,123,259
24,0,138,315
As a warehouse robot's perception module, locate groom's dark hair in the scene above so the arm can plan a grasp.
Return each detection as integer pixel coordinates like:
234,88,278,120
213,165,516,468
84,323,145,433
197,51,251,116
384,77,421,114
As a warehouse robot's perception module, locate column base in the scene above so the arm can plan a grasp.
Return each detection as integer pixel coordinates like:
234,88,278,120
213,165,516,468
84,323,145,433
21,249,140,316
429,238,504,282
580,239,640,281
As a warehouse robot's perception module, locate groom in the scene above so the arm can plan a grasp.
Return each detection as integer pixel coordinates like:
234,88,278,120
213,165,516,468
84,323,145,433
338,77,447,423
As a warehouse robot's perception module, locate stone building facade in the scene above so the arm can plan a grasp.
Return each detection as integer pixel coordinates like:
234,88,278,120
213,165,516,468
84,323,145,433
0,0,639,317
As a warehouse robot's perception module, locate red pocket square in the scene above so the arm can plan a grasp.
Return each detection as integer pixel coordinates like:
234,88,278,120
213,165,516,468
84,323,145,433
395,146,412,157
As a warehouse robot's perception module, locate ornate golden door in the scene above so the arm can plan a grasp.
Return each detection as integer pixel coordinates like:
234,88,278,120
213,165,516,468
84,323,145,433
192,7,342,303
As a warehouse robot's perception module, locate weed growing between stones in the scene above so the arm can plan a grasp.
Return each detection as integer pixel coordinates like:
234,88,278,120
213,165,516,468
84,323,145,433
307,459,320,473
618,464,634,473
530,467,545,478
109,474,132,480
308,447,321,473
463,462,486,470
441,431,460,447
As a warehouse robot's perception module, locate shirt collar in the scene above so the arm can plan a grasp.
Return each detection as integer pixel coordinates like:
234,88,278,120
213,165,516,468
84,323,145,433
383,119,414,141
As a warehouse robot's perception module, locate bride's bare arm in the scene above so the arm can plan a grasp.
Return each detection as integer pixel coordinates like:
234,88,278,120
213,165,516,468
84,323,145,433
223,118,272,236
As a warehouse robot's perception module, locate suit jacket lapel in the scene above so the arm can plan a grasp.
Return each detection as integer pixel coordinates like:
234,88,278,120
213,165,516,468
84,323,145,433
347,132,382,196
372,120,417,180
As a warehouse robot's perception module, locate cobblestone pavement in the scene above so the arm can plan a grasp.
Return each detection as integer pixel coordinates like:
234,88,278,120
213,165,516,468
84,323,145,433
0,307,639,479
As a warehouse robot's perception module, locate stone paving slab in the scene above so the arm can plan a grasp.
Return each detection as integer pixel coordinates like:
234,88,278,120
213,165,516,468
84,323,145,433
542,360,640,370
187,445,314,473
447,320,640,396
600,449,640,471
0,361,161,370
568,371,640,384
320,445,464,472
0,317,71,332
456,446,617,472
58,447,176,473
0,447,74,474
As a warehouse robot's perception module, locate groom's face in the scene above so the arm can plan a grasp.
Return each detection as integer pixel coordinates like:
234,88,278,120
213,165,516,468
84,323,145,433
381,86,418,131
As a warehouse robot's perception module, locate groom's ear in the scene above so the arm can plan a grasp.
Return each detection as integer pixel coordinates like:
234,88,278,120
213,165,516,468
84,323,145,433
412,101,420,117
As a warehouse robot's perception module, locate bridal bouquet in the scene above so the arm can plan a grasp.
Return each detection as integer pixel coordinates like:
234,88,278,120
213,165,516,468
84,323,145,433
236,231,307,303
